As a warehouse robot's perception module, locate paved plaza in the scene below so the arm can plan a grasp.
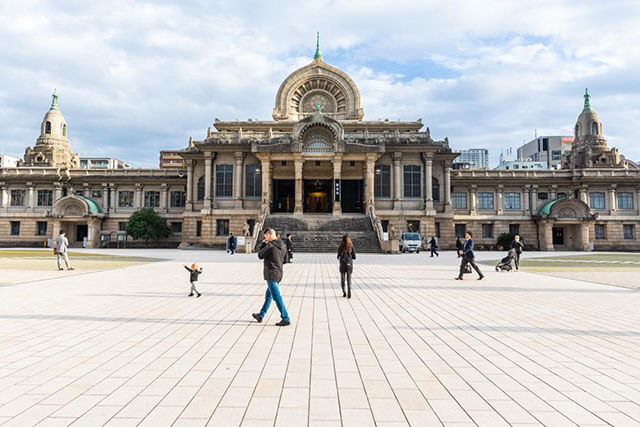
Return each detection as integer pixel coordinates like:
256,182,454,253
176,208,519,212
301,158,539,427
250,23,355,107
1,249,639,426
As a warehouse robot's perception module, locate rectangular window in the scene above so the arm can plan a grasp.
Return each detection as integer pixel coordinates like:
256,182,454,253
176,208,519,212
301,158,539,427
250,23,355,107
91,190,102,200
119,191,134,207
403,165,421,198
504,192,521,210
37,190,53,207
557,192,567,200
144,191,160,208
216,164,233,197
482,224,493,239
454,224,466,238
170,191,186,208
36,221,47,236
538,192,549,200
551,150,562,161
374,165,391,198
618,192,634,210
595,224,605,240
10,221,20,236
542,138,549,151
170,222,182,236
477,192,494,210
10,189,25,206
216,219,229,236
509,224,520,235
623,224,634,240
435,222,440,239
245,165,262,198
589,192,606,209
451,192,468,209
118,222,127,231
196,220,202,237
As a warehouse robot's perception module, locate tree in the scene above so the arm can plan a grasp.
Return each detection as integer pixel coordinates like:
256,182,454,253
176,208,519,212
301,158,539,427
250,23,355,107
126,208,170,246
497,232,526,250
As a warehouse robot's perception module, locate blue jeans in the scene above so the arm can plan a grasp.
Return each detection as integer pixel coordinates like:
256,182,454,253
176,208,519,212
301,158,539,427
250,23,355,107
259,281,290,322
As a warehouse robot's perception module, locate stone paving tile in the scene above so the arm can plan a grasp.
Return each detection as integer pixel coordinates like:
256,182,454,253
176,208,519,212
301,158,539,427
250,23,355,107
0,250,639,426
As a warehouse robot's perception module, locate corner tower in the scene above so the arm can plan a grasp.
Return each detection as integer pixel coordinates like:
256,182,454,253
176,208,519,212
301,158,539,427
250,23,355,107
23,90,79,168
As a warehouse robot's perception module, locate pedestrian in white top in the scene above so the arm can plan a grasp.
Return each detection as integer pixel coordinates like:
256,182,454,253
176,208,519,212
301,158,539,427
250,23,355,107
56,230,74,271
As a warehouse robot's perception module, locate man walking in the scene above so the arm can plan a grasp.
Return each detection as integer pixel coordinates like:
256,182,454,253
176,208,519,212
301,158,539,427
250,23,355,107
429,236,439,257
55,230,74,271
252,228,290,326
227,232,237,255
510,234,524,271
455,231,484,281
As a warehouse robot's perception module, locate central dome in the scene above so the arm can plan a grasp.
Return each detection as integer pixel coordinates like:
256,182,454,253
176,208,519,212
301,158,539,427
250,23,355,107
272,37,364,121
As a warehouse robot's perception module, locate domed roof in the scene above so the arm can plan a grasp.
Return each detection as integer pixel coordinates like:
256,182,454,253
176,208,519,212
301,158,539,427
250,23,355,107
39,89,69,140
575,89,602,138
272,33,364,121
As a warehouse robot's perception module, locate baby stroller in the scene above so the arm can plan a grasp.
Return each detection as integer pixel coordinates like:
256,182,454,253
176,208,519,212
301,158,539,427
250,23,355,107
495,248,516,272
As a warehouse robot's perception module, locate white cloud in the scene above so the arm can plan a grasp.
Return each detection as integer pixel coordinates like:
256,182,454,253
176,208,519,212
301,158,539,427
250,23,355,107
0,0,639,167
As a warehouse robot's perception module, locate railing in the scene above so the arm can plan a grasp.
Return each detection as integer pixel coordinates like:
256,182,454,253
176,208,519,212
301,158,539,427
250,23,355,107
252,206,268,246
367,204,384,245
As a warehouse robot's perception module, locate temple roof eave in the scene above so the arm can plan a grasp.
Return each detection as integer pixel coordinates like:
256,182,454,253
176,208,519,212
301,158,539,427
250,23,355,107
213,119,425,133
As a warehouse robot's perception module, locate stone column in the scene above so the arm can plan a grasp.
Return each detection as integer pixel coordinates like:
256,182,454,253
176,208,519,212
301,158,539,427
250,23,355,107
579,223,590,251
110,185,118,213
260,155,271,213
83,184,90,198
27,183,35,210
579,185,588,203
540,220,554,251
135,183,143,209
551,185,557,201
609,184,617,213
332,156,342,216
160,183,169,213
496,185,503,214
186,160,193,210
0,184,7,211
102,184,109,211
392,152,402,209
443,165,451,210
234,152,244,209
522,186,530,214
531,185,538,214
204,152,212,207
54,184,63,203
294,157,304,215
470,185,477,215
365,154,376,212
423,154,433,211
636,186,640,216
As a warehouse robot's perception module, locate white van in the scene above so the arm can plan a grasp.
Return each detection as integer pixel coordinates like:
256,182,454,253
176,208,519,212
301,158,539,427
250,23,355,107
400,232,422,253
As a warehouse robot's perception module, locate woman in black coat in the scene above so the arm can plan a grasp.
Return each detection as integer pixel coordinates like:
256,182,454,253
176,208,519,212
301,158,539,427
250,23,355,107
337,234,356,299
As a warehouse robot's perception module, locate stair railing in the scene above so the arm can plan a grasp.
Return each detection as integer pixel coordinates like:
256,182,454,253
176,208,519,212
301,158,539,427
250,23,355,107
253,206,268,244
367,204,385,246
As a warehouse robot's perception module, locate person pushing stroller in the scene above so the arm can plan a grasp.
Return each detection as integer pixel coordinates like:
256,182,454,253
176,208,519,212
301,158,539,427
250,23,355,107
495,248,516,272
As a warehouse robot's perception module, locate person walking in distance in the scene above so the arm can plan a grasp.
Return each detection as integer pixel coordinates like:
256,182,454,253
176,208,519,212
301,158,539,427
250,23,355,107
510,234,524,271
337,234,356,299
184,263,203,297
253,229,290,326
455,237,463,257
285,233,294,263
227,232,237,255
429,236,439,257
455,231,484,281
55,230,73,271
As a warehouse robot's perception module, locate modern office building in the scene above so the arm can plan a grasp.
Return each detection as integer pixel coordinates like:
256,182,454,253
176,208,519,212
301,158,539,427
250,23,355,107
517,135,573,168
0,155,19,168
79,157,131,169
454,148,489,169
159,150,186,169
496,149,547,170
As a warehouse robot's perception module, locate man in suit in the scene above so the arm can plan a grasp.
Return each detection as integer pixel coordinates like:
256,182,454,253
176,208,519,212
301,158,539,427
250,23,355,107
455,231,484,281
55,230,74,271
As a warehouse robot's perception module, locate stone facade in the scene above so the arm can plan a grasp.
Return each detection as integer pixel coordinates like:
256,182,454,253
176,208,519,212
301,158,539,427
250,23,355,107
1,52,639,251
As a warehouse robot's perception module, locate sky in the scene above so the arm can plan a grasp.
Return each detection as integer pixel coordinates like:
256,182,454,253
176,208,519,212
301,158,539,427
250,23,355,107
1,0,640,168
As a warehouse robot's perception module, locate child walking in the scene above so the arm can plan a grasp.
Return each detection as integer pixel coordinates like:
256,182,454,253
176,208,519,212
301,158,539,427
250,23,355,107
184,263,203,297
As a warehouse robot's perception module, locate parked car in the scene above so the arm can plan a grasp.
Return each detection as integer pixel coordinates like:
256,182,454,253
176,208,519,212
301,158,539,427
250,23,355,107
400,232,422,253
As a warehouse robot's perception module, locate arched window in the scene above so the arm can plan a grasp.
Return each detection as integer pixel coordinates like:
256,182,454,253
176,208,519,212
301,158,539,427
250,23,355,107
196,176,205,201
302,126,334,153
432,177,440,202
575,123,579,137
45,121,51,134
591,121,598,135
62,124,67,136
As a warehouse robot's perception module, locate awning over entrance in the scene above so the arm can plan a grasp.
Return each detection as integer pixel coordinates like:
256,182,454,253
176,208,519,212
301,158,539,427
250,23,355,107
537,198,593,220
52,195,103,218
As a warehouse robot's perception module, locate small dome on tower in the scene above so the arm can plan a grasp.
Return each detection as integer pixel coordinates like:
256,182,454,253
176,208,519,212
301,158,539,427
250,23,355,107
575,88,602,138
40,89,69,138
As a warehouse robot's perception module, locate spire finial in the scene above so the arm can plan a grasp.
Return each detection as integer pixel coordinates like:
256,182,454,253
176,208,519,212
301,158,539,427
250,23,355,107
583,88,591,110
314,31,322,60
50,88,59,110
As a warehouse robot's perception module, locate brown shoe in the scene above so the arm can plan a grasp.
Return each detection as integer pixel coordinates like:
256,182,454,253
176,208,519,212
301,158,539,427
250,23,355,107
454,277,463,280
477,276,484,281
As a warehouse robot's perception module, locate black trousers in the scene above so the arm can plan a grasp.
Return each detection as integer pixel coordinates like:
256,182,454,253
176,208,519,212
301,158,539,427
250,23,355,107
459,255,483,278
340,270,352,293
514,252,521,270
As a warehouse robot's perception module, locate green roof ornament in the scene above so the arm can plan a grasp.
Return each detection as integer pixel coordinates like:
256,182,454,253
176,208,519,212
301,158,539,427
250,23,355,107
583,88,591,111
315,102,321,112
50,88,59,110
314,31,322,60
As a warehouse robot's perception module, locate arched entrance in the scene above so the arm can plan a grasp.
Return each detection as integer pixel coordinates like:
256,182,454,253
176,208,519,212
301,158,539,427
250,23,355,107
51,195,104,248
536,198,595,251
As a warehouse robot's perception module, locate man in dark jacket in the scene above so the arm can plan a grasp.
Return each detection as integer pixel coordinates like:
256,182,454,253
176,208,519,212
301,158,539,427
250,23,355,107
227,233,237,255
509,234,524,271
455,237,463,257
455,231,484,281
253,228,290,326
429,236,439,257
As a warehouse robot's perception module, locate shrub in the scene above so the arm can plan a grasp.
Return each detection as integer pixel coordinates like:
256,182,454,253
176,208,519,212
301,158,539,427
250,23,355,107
126,208,170,246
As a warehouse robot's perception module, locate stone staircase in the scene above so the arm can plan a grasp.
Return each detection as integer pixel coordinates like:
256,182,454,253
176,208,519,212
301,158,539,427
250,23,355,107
262,214,381,253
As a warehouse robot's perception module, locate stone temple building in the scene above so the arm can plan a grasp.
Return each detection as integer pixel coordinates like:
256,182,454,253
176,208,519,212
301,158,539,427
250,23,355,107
1,40,639,251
